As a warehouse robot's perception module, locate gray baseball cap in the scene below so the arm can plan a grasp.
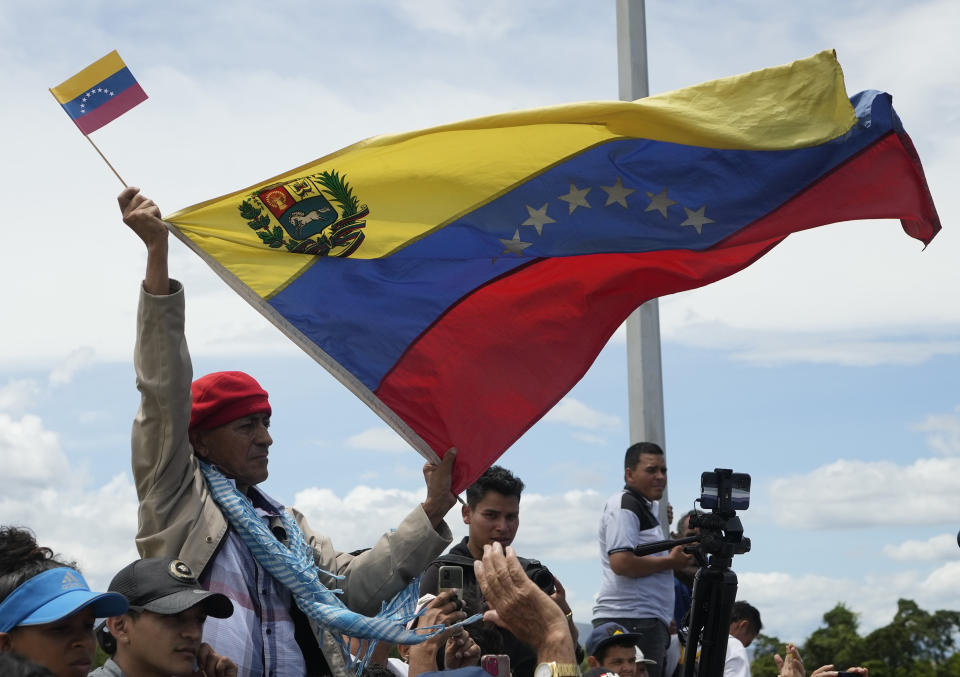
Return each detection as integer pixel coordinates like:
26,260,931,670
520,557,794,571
108,558,233,618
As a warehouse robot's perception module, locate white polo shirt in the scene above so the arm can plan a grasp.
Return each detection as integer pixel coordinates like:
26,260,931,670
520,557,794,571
593,487,674,625
724,635,750,677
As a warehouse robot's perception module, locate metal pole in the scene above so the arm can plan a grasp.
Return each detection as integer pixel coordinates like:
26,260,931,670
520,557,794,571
616,0,670,537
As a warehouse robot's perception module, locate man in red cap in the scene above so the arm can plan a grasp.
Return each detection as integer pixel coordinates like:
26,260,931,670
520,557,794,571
118,188,459,677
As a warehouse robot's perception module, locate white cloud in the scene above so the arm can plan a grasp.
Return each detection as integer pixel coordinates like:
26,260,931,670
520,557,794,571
662,319,960,367
730,339,960,368
824,0,960,132
0,413,71,486
739,561,960,641
883,533,959,562
345,426,413,454
770,457,960,528
654,213,960,367
28,473,141,586
48,347,96,386
0,412,138,590
292,485,433,554
393,0,521,40
513,490,604,561
546,461,606,487
0,379,41,414
911,405,960,456
544,397,621,431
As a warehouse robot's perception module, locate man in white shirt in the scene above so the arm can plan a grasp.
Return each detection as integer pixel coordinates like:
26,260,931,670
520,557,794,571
593,442,693,677
723,601,762,677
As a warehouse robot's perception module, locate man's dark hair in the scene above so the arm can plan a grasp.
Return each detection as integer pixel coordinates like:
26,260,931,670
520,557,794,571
731,600,762,634
624,442,664,470
594,636,638,664
465,465,525,508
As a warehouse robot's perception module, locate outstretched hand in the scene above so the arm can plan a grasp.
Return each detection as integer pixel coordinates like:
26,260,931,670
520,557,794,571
774,643,805,677
475,542,575,664
406,591,469,677
443,627,481,669
118,187,169,295
118,187,166,248
421,447,458,528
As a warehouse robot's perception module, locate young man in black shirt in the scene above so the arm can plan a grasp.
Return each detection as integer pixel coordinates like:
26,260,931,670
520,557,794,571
420,466,580,677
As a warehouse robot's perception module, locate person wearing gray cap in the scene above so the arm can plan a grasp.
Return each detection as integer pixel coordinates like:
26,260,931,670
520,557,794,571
91,558,237,677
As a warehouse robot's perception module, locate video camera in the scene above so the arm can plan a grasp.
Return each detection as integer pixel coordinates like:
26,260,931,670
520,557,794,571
686,469,751,562
627,468,751,677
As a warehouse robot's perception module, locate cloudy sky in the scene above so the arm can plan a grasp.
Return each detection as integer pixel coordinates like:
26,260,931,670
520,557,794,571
1,0,958,648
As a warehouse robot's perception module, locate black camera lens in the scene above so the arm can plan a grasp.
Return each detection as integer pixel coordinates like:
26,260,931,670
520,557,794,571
524,564,556,595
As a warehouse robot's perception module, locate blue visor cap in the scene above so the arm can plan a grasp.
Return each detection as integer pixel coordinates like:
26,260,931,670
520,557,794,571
0,568,129,632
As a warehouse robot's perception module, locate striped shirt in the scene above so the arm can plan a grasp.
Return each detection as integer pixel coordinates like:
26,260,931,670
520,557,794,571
199,483,307,677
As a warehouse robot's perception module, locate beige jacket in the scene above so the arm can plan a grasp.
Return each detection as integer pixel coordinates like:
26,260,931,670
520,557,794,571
131,281,451,674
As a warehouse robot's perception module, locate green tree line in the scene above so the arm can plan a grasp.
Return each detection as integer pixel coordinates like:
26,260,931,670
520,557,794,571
751,599,960,677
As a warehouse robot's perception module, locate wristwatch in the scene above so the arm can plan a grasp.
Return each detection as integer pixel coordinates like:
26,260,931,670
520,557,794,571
534,662,580,677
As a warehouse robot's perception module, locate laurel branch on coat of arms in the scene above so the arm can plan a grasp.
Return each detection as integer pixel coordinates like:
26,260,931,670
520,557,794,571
238,170,369,257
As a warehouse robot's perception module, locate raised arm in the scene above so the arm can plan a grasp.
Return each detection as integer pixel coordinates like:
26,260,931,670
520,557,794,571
119,188,198,561
420,447,459,529
118,186,169,295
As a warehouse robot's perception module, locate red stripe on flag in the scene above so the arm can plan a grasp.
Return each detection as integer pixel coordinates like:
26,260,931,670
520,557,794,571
375,132,940,493
377,239,779,493
74,84,148,134
722,132,940,247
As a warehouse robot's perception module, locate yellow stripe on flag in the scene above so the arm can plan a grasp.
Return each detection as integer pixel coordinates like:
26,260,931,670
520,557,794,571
166,50,856,299
50,50,127,103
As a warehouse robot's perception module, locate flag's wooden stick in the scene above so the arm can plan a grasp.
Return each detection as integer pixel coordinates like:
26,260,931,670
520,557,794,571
83,133,127,187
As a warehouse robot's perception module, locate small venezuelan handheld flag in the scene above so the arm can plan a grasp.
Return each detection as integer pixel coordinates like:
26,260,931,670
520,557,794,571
50,50,147,134
166,51,940,492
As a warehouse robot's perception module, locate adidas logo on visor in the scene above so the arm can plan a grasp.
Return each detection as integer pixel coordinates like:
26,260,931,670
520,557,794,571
61,570,84,591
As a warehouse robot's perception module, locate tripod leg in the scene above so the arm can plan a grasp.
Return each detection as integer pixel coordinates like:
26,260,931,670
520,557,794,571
683,564,738,677
699,570,739,676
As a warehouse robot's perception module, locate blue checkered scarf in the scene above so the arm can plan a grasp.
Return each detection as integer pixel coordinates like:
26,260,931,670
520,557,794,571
199,462,479,671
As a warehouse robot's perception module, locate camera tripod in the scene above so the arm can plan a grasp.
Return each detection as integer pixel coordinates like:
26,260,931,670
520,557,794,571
631,469,751,677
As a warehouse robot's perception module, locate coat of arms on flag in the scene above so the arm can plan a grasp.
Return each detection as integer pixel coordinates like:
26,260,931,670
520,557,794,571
238,170,369,256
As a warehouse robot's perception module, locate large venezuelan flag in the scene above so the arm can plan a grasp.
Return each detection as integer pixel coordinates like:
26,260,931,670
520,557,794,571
166,51,940,492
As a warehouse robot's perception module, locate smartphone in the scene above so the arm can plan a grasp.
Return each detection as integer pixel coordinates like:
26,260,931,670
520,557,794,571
481,654,511,677
437,565,463,601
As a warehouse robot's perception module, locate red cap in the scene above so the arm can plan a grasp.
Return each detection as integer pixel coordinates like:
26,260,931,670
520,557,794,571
189,371,271,431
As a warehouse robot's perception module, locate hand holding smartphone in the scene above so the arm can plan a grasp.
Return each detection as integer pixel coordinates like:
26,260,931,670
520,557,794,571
438,565,464,602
